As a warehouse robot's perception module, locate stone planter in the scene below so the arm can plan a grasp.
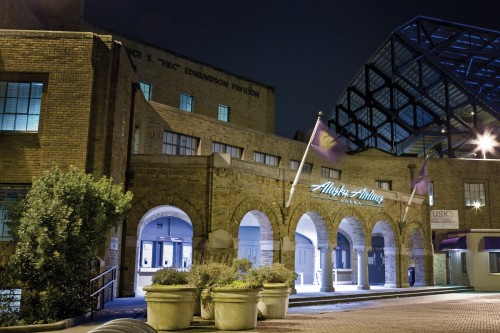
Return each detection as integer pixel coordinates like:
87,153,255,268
200,289,215,320
193,291,201,316
258,283,290,319
143,285,197,331
212,287,262,331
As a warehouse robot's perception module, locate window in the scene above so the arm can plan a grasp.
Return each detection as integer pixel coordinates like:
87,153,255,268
180,93,193,112
376,180,392,190
321,166,341,179
163,131,198,156
489,252,500,273
218,104,230,122
212,142,242,159
254,152,279,166
0,187,29,241
290,160,312,173
133,125,140,154
464,182,486,207
0,81,43,131
429,181,434,206
139,82,152,101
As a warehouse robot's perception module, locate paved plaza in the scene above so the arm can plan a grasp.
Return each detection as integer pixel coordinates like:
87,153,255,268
43,291,500,333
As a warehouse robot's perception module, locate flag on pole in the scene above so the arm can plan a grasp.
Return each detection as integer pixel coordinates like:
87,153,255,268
310,120,345,162
413,158,429,195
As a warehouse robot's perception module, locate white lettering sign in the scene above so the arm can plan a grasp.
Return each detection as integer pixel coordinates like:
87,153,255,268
310,182,384,207
430,210,459,229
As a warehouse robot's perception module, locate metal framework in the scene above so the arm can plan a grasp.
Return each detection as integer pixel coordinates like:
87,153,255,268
329,16,500,158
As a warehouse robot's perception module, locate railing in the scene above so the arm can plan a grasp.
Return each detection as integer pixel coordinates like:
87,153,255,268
90,266,117,318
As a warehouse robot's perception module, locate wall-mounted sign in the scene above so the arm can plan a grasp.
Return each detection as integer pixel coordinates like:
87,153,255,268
431,210,459,229
109,237,119,251
310,182,384,207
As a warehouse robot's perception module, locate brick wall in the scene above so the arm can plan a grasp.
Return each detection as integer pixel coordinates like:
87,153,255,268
80,27,276,134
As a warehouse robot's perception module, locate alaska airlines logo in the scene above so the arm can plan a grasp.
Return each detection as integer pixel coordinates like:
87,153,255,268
310,182,384,206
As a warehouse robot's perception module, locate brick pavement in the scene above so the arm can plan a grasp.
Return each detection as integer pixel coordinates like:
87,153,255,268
42,291,500,333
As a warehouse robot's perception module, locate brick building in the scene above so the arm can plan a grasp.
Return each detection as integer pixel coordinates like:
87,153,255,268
1,0,499,297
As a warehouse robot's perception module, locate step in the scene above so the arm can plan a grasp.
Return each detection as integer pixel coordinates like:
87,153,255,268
288,286,473,307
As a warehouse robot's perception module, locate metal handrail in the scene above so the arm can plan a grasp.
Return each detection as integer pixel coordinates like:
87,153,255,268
90,266,117,318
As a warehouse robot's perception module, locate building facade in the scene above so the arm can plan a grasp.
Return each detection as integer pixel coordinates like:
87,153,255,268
1,0,499,297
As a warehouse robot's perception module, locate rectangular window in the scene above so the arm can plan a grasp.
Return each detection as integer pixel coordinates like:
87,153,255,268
254,152,279,166
428,181,434,206
464,182,486,207
376,180,392,190
218,104,230,122
163,131,198,156
0,187,29,241
321,166,341,179
290,160,312,173
133,125,140,154
0,81,43,131
489,252,500,273
212,142,242,159
139,82,152,101
180,93,193,112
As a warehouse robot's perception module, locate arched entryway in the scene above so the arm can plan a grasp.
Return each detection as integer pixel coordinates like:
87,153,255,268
295,211,333,292
338,217,368,290
135,205,193,294
370,221,397,287
237,210,273,267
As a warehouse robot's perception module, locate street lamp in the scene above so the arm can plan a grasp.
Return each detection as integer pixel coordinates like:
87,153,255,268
472,129,498,159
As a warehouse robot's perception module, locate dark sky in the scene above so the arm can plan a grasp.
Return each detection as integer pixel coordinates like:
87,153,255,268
84,0,500,139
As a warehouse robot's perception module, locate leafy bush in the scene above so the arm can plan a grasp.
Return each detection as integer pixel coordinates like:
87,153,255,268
188,257,264,290
152,268,190,286
258,263,297,288
7,166,132,322
188,262,234,291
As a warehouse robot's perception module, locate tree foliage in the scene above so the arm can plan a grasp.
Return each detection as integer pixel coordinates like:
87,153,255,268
7,166,132,322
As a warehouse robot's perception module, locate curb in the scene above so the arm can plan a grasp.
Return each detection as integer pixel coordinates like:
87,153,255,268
0,314,88,332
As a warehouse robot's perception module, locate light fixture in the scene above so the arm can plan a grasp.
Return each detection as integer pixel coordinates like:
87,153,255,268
472,129,498,159
473,201,481,209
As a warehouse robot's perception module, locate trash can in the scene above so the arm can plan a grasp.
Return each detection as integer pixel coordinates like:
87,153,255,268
408,267,415,286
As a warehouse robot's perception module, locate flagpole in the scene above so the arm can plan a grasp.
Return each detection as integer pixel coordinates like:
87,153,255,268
285,111,323,208
402,155,429,224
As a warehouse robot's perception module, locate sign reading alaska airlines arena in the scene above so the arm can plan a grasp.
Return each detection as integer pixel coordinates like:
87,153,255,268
310,182,384,207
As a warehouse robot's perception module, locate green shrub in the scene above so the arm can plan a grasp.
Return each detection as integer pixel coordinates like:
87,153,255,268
258,263,297,288
152,268,190,286
7,166,132,322
188,262,235,291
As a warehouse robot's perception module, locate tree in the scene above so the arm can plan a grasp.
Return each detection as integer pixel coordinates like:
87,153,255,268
7,166,132,322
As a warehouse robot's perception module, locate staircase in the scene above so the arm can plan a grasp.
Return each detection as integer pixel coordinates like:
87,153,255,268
289,286,474,307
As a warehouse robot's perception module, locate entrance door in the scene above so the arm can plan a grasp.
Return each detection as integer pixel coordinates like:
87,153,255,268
369,236,385,284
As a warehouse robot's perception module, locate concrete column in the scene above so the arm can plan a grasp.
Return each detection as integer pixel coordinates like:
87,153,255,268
320,246,335,292
356,246,370,290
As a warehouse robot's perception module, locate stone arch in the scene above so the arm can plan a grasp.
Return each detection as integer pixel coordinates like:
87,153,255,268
128,192,204,237
137,206,192,237
288,200,334,244
231,197,280,240
367,211,400,246
231,197,281,266
332,206,368,249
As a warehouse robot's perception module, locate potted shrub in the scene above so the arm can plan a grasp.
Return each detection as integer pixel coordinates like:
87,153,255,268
211,258,264,331
257,263,297,319
188,262,230,320
143,268,197,331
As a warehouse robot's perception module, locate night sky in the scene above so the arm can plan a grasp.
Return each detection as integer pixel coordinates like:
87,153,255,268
84,0,500,139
